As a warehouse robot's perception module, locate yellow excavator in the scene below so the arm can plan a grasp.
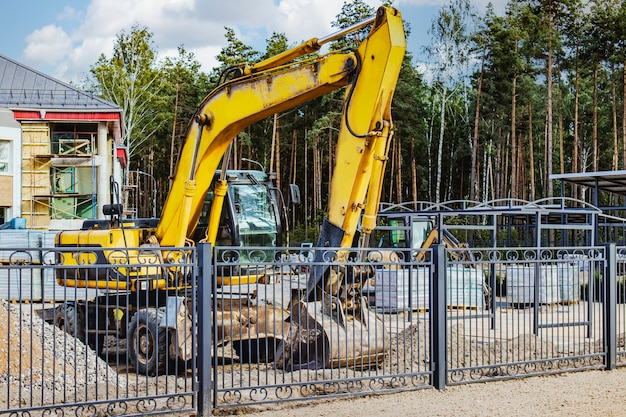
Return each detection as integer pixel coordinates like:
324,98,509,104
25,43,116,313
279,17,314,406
54,6,406,374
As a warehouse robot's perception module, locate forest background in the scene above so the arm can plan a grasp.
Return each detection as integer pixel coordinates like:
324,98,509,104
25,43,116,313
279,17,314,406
85,0,626,242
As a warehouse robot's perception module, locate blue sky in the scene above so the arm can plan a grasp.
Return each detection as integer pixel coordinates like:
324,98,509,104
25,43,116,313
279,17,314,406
0,0,506,85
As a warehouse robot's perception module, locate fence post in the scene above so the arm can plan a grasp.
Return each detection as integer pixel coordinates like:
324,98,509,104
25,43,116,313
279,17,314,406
197,243,213,415
432,244,447,390
604,243,616,370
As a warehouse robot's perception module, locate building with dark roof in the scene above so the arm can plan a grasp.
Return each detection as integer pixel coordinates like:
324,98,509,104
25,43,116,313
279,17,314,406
0,54,126,230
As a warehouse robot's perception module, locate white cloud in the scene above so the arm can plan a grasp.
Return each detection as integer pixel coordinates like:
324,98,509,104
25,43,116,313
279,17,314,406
57,6,82,22
21,0,504,83
62,0,277,79
23,25,73,68
275,0,336,43
273,0,386,44
23,0,368,82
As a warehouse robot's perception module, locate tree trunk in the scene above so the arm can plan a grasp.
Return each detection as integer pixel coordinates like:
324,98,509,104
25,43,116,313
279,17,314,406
290,129,297,227
313,135,321,217
501,132,508,199
573,40,580,200
471,50,485,202
435,87,447,203
593,64,598,172
270,113,278,173
304,129,309,239
395,137,402,203
427,100,436,202
290,130,297,184
546,1,554,197
411,137,418,209
168,84,179,188
611,63,618,171
511,75,517,198
275,128,281,190
529,102,535,200
328,129,333,199
517,130,523,198
557,55,564,175
623,58,626,169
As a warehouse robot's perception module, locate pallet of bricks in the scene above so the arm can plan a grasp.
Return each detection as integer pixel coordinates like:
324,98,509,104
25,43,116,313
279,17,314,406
373,266,485,312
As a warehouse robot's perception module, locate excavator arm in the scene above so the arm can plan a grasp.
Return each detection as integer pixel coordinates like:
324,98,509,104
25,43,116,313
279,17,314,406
156,7,406,254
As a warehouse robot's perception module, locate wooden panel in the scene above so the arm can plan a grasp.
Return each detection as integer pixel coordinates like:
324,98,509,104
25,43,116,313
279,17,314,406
19,123,53,229
21,123,50,155
0,176,12,206
21,200,51,229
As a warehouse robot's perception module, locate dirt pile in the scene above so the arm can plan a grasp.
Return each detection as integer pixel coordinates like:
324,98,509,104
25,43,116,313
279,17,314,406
0,301,122,409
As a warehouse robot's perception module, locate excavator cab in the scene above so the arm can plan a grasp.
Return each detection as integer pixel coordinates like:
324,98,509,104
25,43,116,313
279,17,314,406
372,215,435,262
193,170,284,249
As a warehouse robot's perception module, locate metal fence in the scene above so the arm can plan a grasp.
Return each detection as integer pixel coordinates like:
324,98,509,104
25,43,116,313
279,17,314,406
0,246,197,416
210,245,433,410
444,246,609,384
0,243,625,415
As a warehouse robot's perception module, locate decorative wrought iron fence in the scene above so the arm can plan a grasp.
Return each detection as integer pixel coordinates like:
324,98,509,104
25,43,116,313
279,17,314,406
0,242,624,415
444,246,608,385
0,246,197,416
210,245,434,410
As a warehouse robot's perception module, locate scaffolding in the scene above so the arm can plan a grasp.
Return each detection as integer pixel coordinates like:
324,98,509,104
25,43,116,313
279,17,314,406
21,123,99,229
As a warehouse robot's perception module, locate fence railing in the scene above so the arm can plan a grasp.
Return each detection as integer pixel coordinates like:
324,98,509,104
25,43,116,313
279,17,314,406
0,246,197,416
443,246,609,385
210,246,434,410
0,243,624,415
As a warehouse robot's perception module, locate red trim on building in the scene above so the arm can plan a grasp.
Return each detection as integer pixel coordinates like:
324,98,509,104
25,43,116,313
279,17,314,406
13,111,121,121
116,147,128,169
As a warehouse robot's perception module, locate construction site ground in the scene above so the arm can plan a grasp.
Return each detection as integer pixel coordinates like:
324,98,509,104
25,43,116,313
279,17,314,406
3,286,624,416
235,366,626,417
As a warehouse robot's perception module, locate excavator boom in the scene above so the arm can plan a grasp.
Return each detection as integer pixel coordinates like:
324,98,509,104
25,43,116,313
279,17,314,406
156,7,405,255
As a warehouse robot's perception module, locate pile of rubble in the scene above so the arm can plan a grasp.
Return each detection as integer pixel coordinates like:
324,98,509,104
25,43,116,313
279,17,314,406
0,300,121,408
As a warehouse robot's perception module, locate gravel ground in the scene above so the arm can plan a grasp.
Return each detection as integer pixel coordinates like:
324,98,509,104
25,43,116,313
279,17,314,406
233,367,626,417
0,300,121,409
1,299,624,416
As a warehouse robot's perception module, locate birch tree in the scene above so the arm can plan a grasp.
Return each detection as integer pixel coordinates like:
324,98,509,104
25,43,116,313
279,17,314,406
89,25,165,165
425,0,477,202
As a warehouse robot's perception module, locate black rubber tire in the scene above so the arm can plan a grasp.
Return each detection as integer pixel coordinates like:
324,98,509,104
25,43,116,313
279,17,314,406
55,303,106,356
55,303,86,343
128,309,168,376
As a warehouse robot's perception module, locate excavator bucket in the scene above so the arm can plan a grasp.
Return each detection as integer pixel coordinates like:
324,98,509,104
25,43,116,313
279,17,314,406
216,304,292,363
215,284,386,371
274,295,386,371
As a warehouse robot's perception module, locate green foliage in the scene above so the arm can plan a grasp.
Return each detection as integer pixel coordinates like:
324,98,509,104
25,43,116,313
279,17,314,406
330,0,376,50
83,0,626,237
216,27,260,67
89,25,165,163
288,224,320,246
580,274,626,303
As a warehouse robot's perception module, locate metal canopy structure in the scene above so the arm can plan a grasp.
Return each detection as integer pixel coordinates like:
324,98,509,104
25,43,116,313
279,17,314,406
550,170,626,209
376,197,603,248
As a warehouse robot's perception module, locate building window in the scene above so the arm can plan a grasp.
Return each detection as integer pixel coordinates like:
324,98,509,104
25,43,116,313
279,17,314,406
0,140,9,173
50,165,97,220
51,123,98,155
52,167,76,194
50,197,95,219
